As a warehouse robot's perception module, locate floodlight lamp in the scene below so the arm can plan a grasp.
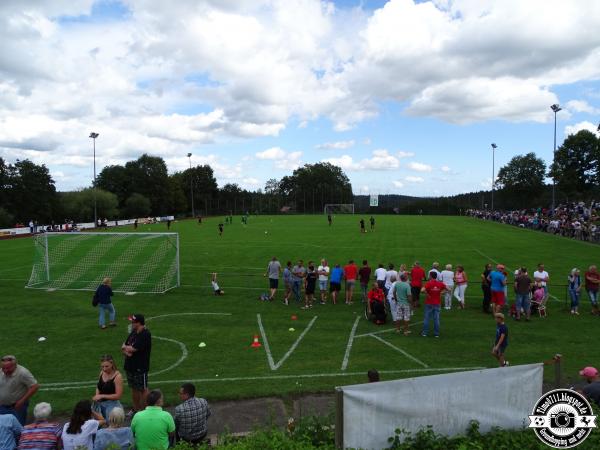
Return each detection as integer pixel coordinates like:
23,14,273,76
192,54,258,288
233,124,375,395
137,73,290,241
491,143,497,149
89,132,99,139
187,153,192,158
550,104,562,113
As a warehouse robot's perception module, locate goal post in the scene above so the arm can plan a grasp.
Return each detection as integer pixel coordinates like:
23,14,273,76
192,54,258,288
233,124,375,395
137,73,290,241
26,232,180,294
324,204,355,214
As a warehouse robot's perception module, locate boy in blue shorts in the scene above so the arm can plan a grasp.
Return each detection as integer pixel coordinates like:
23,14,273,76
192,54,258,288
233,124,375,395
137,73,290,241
492,313,508,367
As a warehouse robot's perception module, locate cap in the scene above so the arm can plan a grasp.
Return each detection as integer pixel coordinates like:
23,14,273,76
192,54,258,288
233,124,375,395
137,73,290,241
130,314,145,325
579,367,599,377
1,355,16,362
494,313,504,320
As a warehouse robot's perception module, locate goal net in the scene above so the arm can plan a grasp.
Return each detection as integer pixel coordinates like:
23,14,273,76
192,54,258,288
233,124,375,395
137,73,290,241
324,204,355,214
26,232,180,294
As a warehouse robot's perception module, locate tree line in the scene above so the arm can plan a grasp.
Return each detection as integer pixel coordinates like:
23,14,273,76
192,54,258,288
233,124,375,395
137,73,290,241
0,129,597,227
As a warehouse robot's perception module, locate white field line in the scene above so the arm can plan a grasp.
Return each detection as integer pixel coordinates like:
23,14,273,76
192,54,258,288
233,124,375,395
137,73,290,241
256,313,318,370
147,312,232,320
355,322,420,338
370,334,429,368
473,249,502,266
151,336,188,376
39,367,486,391
42,335,189,386
341,316,361,371
257,314,276,370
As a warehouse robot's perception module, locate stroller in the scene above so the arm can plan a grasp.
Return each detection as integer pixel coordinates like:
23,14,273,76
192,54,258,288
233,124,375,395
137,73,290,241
530,284,547,317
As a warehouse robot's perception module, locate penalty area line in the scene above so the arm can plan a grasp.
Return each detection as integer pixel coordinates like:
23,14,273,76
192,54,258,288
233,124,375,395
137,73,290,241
370,334,429,368
341,315,361,371
39,367,487,391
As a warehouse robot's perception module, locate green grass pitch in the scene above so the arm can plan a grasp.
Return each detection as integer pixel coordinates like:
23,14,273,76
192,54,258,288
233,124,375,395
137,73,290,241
1,214,598,414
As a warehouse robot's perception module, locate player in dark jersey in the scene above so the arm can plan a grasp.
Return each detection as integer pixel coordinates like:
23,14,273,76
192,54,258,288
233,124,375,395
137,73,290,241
327,214,332,226
218,223,224,236
360,218,366,233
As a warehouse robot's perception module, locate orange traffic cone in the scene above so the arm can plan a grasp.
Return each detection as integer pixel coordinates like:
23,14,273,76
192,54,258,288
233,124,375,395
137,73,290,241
251,334,262,348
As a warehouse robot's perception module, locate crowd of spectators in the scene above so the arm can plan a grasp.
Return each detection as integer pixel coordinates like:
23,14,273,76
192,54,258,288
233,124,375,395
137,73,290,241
467,201,600,242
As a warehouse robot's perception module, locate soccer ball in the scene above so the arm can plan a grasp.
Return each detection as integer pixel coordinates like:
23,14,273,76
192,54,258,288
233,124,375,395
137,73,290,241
265,231,268,234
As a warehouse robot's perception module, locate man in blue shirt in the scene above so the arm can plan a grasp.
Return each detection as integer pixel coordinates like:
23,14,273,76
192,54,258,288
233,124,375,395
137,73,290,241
488,264,507,315
329,264,344,305
0,413,22,449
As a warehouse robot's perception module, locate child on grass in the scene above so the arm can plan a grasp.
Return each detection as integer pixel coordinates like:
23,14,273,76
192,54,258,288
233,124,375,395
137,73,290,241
492,313,508,367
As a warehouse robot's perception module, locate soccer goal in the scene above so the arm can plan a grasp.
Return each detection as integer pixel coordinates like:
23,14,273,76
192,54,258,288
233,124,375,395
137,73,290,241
324,204,355,214
26,232,180,294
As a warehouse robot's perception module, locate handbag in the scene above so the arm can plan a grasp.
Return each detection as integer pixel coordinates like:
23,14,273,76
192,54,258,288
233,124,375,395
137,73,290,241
92,293,99,307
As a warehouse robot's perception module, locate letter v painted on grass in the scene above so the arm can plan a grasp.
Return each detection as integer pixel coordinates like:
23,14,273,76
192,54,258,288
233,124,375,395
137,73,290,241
256,314,318,370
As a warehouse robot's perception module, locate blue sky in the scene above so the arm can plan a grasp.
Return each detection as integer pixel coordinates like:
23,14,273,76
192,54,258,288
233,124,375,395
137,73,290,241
1,0,599,196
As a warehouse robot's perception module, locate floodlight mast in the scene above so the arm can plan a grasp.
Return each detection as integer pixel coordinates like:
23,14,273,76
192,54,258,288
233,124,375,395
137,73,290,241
491,143,497,211
550,104,561,213
187,153,195,218
89,132,99,227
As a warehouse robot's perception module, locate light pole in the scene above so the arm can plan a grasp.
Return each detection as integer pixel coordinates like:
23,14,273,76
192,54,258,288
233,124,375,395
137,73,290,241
89,132,99,226
550,104,562,213
187,153,195,218
491,143,497,211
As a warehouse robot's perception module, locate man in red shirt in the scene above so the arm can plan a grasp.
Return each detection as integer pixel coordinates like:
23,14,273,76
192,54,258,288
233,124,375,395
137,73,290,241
343,260,358,305
420,272,446,337
410,261,426,308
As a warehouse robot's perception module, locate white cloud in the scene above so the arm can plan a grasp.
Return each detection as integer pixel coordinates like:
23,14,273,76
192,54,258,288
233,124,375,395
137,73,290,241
255,147,287,160
274,151,302,170
407,162,432,172
315,140,355,150
441,165,451,172
392,180,404,188
323,149,399,171
564,121,600,137
405,176,424,183
363,138,371,145
397,151,415,158
566,100,600,115
480,177,492,189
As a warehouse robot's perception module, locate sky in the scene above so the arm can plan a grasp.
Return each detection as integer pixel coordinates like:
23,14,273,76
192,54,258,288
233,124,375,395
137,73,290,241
1,0,600,197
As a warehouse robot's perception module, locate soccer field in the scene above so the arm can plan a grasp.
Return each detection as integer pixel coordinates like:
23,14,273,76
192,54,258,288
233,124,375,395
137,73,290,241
1,214,598,414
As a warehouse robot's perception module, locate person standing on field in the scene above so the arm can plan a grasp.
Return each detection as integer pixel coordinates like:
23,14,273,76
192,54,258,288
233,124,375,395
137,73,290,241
96,277,116,329
369,216,375,231
533,263,550,302
343,260,358,305
358,260,372,303
410,261,426,309
122,314,152,416
514,267,532,321
393,273,412,335
282,261,292,306
359,218,366,233
481,263,492,314
440,264,454,310
384,263,398,298
374,263,386,290
265,257,281,301
420,272,446,338
488,265,507,315
453,265,468,309
317,259,330,305
492,313,509,367
329,264,343,304
0,355,39,425
585,265,600,315
291,260,306,303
